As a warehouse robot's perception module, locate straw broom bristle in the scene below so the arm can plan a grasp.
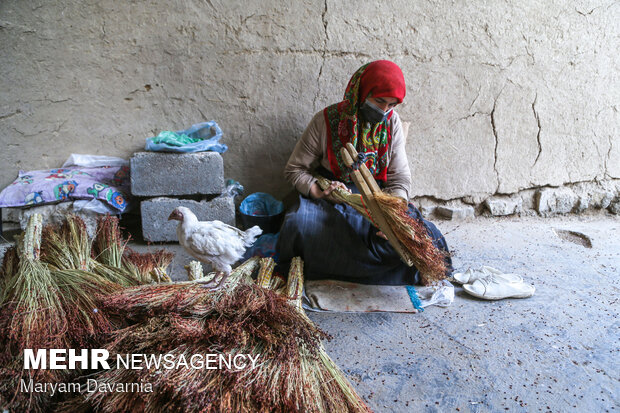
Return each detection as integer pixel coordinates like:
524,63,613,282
256,257,275,288
283,257,373,413
123,248,175,283
73,257,341,412
374,193,448,284
2,212,371,413
314,175,366,215
94,215,129,268
185,260,204,281
0,215,122,412
0,246,19,278
41,215,92,271
0,246,19,297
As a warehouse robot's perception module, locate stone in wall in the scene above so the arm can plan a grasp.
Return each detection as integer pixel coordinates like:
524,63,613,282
435,205,475,220
535,188,579,216
484,197,523,216
609,198,620,215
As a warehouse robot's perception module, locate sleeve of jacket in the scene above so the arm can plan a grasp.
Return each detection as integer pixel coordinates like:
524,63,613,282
283,111,324,196
384,112,412,201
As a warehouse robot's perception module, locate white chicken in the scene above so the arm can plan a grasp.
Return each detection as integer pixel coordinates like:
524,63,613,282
168,206,262,288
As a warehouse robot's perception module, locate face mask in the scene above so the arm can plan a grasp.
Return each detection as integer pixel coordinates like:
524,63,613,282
359,99,393,124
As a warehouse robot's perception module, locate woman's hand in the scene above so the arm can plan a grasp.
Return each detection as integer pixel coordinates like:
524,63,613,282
309,181,350,204
376,231,388,240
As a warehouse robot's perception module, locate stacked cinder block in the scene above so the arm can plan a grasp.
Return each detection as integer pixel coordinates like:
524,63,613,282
130,152,235,242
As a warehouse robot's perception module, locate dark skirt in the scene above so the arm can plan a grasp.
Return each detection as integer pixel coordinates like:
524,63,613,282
275,178,452,285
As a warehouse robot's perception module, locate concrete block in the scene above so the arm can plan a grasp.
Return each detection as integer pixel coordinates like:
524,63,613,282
141,196,235,242
436,206,475,220
536,188,579,216
484,197,523,216
130,152,224,197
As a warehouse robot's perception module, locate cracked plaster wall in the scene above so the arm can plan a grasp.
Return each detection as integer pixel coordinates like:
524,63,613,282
0,0,618,204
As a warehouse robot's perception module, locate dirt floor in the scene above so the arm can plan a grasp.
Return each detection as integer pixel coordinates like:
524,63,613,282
310,215,620,412
154,214,619,412
1,214,618,412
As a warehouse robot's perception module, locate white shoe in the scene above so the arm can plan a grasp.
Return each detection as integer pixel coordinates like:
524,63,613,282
462,274,535,300
452,266,523,285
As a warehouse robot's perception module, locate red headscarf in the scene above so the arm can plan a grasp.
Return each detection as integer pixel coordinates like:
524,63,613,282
359,60,406,104
323,60,406,182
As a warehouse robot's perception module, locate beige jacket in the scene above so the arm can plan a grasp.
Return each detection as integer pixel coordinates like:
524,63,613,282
284,110,411,200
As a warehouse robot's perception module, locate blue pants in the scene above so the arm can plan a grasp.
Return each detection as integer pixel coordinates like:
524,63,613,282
276,189,452,285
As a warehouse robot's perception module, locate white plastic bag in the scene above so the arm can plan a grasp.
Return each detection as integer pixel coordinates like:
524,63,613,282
72,199,120,215
62,154,129,168
417,280,455,308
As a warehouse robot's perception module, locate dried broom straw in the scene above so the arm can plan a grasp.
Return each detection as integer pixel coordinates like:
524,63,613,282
97,257,260,323
282,257,373,413
39,216,87,271
268,273,286,293
72,257,340,413
90,215,152,286
374,193,448,284
1,213,184,412
285,257,304,309
93,215,128,268
0,214,64,350
184,260,204,281
0,246,19,297
40,215,93,271
256,257,276,288
122,248,174,284
0,216,118,413
314,175,367,215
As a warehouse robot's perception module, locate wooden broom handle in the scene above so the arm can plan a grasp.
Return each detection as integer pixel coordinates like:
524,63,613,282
340,148,414,267
345,142,383,194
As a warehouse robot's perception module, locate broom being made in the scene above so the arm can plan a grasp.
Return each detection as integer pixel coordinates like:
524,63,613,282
313,142,449,285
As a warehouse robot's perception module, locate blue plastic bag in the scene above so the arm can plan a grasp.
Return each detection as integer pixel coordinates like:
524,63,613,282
145,121,228,153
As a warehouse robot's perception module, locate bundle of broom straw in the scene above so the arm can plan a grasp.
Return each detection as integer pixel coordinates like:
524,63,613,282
1,214,370,412
314,174,448,284
61,257,371,413
0,215,115,412
0,214,175,412
92,215,174,285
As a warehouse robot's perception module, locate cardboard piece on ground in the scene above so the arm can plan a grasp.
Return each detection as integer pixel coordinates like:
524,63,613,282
302,279,455,313
303,280,418,313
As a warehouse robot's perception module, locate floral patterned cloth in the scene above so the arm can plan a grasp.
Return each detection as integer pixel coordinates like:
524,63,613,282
0,165,131,212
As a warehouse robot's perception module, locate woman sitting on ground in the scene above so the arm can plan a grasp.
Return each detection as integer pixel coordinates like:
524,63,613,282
276,60,451,285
